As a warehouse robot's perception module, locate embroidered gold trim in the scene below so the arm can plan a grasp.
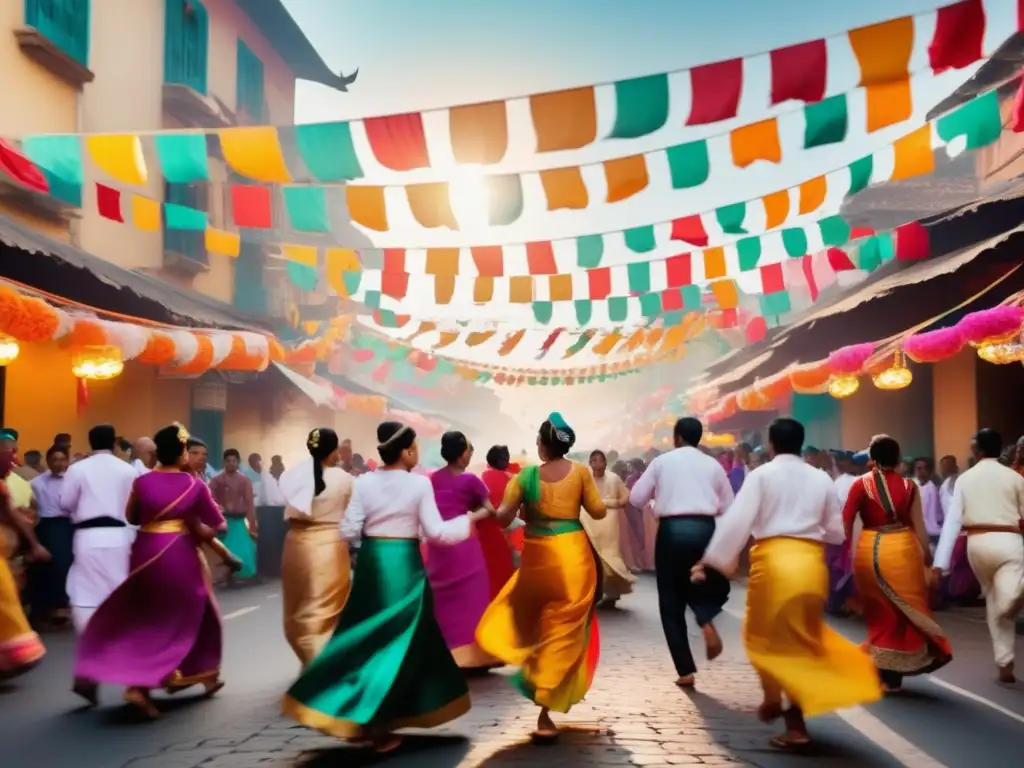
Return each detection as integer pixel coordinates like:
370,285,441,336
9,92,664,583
281,691,471,740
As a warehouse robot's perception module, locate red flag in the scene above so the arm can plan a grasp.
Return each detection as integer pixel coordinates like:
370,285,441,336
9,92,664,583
670,215,709,246
0,139,48,193
929,0,986,74
687,59,743,125
770,40,827,104
895,221,930,261
587,267,612,300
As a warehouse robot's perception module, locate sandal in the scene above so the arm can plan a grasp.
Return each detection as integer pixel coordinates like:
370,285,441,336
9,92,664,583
124,688,160,719
770,734,812,750
530,729,560,744
203,680,225,697
373,735,403,754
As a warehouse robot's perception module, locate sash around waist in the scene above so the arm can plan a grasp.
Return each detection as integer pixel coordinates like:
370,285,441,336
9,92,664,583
74,516,127,530
140,519,188,534
964,524,1022,536
287,517,341,530
525,517,584,537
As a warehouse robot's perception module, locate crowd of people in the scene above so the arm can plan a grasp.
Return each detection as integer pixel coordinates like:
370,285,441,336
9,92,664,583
0,412,1021,756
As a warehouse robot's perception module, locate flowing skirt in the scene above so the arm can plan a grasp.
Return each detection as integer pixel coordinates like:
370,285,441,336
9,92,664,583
283,537,470,738
581,508,636,600
825,543,855,614
853,529,952,676
946,533,981,603
218,517,257,579
426,532,497,669
74,531,222,688
746,537,882,718
0,556,44,678
282,521,351,667
476,517,515,600
476,523,600,713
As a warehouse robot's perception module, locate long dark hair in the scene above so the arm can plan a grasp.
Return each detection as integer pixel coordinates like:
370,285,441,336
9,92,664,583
307,427,340,497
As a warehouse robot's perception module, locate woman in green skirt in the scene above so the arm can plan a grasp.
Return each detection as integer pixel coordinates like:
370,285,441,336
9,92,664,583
282,421,492,753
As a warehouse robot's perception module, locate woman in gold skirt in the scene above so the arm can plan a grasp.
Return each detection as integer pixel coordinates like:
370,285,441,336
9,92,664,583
476,413,606,741
279,428,355,666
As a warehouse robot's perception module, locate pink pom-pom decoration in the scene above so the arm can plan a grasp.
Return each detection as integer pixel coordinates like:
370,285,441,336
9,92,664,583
903,326,966,363
350,348,376,364
956,306,1023,344
828,343,875,375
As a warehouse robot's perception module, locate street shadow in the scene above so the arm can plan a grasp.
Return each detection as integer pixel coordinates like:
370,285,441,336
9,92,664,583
297,734,470,767
474,727,633,767
684,688,889,763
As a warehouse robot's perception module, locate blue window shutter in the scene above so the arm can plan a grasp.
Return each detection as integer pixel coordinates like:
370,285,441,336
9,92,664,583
163,0,208,94
25,0,91,66
236,39,264,122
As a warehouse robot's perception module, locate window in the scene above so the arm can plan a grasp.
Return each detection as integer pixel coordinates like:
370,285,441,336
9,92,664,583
25,0,90,66
163,0,208,94
236,39,264,123
164,182,208,267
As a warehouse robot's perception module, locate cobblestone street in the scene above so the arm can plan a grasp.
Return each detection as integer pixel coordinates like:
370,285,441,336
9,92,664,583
3,578,1023,767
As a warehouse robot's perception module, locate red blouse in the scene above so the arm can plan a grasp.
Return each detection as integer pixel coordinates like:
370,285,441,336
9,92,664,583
842,469,920,541
480,468,512,509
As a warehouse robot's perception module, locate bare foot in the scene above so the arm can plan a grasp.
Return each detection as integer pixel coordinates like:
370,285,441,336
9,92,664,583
532,708,559,742
675,675,696,688
702,623,723,661
998,662,1016,684
124,688,160,719
72,678,98,707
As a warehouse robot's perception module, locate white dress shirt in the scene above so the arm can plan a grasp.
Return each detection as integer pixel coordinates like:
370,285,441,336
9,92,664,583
60,452,138,527
340,470,471,544
702,454,844,573
833,472,857,508
261,471,287,506
934,459,1024,571
629,445,734,517
30,471,66,519
132,458,149,476
939,475,957,519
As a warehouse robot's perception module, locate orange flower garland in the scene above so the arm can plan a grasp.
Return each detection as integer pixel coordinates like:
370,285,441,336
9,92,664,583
4,296,59,342
788,361,831,394
69,318,108,348
171,334,215,375
135,331,177,365
215,335,266,371
0,286,27,338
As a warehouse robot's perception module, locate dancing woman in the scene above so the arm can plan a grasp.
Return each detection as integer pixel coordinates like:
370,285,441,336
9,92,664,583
844,435,952,693
283,421,490,752
279,428,355,666
479,445,518,594
73,424,228,718
427,432,500,670
476,413,606,742
0,444,47,679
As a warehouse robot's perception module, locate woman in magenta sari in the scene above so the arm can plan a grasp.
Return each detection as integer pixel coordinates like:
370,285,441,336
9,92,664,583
427,431,499,671
73,423,227,718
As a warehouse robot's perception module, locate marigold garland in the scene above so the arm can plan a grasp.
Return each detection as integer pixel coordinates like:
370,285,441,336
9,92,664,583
69,318,108,348
171,334,215,375
5,296,60,342
135,331,177,365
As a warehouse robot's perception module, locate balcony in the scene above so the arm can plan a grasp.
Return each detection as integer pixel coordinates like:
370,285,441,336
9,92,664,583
163,182,209,274
16,0,93,87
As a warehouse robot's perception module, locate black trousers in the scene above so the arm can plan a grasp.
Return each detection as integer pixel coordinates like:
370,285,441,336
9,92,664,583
654,516,730,677
27,517,73,616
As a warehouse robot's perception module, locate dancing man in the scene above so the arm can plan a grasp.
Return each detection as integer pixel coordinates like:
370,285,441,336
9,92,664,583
934,428,1024,683
60,425,138,634
629,417,733,687
693,418,881,749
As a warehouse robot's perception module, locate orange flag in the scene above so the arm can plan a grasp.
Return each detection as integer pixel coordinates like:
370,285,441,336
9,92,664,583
540,166,588,210
530,87,598,152
448,101,508,164
850,17,914,132
603,154,649,203
798,176,827,215
406,183,458,229
498,330,526,356
346,186,388,231
703,247,727,279
891,125,935,180
729,118,782,168
761,189,790,230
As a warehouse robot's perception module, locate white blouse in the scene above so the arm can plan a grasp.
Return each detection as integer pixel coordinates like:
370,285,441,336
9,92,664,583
339,469,470,544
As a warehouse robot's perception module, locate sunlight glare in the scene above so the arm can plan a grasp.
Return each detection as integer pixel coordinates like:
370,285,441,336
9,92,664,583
448,166,491,232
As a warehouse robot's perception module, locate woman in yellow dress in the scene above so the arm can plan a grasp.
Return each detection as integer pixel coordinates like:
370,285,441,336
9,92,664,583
476,413,606,741
0,440,47,679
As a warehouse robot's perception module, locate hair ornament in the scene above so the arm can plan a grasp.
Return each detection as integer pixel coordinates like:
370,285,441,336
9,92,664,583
378,424,410,450
308,428,320,450
175,423,190,445
548,411,572,444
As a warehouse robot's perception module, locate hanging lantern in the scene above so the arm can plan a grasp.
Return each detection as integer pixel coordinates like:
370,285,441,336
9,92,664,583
0,334,19,366
872,350,913,390
71,345,124,380
976,339,1024,364
828,374,860,399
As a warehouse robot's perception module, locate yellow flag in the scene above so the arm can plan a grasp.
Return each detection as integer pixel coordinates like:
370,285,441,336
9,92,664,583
281,243,318,266
130,195,160,232
87,135,147,185
325,248,361,299
219,126,291,183
204,227,241,257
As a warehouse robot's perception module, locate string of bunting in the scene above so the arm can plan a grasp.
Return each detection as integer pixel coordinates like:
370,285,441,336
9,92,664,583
11,0,1012,187
16,76,1007,237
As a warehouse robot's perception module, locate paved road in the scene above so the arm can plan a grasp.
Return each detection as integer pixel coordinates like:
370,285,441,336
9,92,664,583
2,577,1022,767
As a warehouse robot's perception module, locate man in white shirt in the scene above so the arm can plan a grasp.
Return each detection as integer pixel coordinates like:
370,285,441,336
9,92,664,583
937,455,959,524
629,417,733,687
693,418,881,750
934,429,1024,683
27,445,72,625
60,424,139,633
131,436,156,475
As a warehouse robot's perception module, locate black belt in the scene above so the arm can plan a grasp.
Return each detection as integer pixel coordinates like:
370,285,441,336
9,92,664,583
74,516,127,530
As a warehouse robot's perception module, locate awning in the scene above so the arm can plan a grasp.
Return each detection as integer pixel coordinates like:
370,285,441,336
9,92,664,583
928,32,1024,120
0,213,272,332
273,362,341,409
692,194,1024,395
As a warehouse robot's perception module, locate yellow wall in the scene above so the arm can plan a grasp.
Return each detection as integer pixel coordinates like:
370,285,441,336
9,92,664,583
931,350,978,464
4,342,191,453
840,365,935,458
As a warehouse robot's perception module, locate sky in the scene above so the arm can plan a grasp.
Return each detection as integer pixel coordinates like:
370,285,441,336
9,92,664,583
276,0,1008,368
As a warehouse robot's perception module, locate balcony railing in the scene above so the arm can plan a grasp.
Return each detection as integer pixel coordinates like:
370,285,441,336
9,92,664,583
164,0,208,94
25,0,90,66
